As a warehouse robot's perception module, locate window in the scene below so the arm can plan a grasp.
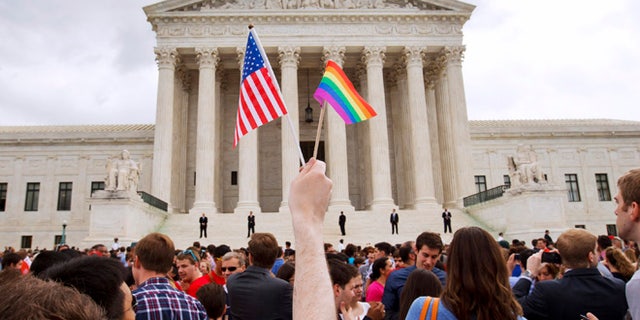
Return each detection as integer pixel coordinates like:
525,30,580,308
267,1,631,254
21,235,32,249
503,175,511,189
474,175,487,193
57,182,72,211
25,182,40,211
0,183,7,211
231,171,238,186
575,224,586,229
91,181,105,196
595,174,611,201
565,174,581,202
606,224,618,236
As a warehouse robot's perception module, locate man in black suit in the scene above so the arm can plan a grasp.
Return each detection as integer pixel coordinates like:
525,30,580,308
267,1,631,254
389,209,399,234
199,213,208,238
338,211,346,236
442,208,452,233
247,211,255,238
226,233,292,320
513,228,627,320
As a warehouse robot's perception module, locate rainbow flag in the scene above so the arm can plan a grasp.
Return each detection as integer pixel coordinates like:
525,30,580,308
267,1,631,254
313,60,377,124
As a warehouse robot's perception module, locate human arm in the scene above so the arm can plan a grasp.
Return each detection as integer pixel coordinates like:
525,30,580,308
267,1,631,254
288,158,334,320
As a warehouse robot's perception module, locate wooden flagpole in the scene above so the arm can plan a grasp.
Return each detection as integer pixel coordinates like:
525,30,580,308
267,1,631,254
312,102,327,159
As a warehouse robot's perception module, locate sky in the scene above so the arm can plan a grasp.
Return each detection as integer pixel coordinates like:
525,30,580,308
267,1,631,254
0,0,638,126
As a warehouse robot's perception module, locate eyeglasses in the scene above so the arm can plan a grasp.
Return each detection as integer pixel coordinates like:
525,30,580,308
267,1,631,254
182,250,199,263
221,266,238,272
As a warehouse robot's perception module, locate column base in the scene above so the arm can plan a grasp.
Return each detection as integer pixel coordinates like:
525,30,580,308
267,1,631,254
369,197,396,213
234,202,261,215
278,204,291,215
190,201,219,216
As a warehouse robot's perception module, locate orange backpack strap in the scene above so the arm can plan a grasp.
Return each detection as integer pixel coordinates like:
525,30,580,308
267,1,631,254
419,297,433,320
430,298,440,320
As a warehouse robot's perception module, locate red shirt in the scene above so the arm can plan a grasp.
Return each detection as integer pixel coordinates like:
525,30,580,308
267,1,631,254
186,271,225,297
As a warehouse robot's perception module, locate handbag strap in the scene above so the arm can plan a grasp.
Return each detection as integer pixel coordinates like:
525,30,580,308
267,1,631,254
418,297,441,320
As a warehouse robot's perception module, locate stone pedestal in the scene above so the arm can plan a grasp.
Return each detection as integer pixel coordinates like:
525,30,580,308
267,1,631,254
85,191,169,246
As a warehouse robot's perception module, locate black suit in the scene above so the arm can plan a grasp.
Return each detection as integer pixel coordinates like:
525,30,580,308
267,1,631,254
514,268,627,320
199,216,208,238
390,212,399,234
227,266,293,320
247,215,255,237
339,214,346,235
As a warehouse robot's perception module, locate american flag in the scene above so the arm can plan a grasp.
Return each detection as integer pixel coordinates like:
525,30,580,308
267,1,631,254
234,29,287,147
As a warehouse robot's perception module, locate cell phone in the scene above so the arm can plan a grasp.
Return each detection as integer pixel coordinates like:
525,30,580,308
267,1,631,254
514,253,521,261
541,251,562,264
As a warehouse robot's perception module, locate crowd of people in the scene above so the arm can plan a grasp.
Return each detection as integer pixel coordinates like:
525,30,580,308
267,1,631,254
0,162,639,320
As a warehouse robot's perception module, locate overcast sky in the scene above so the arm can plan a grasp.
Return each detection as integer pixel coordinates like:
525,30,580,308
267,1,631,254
0,0,638,126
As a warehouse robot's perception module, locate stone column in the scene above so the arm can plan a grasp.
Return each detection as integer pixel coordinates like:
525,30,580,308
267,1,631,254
362,46,394,211
391,62,414,208
278,46,300,213
234,47,261,215
356,64,372,209
424,67,443,204
323,46,354,213
214,68,225,209
192,47,219,215
433,54,458,208
151,47,179,209
444,46,475,204
173,66,190,212
403,47,437,209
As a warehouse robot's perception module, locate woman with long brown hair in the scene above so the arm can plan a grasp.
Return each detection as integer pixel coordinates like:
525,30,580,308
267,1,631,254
405,227,524,320
604,247,636,282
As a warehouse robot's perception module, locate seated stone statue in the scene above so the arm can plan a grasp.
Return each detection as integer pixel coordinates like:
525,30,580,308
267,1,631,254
508,145,544,186
105,150,140,192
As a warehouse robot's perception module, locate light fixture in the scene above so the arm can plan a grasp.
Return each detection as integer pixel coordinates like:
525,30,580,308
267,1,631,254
305,69,313,123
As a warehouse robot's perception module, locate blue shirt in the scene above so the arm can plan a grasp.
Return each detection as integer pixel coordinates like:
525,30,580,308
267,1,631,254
406,297,526,320
382,266,447,320
133,276,208,320
271,258,285,275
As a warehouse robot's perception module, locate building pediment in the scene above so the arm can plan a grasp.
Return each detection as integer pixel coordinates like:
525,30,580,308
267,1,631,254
144,0,474,13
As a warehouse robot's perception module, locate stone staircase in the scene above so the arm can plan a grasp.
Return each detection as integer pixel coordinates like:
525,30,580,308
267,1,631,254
157,208,493,250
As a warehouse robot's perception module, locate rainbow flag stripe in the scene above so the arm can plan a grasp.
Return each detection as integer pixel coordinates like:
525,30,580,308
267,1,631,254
313,60,377,124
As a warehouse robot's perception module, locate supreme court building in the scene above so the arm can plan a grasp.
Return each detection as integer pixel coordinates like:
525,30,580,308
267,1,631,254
1,0,639,249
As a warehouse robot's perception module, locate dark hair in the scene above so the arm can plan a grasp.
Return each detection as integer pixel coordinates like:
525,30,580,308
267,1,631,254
328,259,359,289
276,261,295,283
1,253,22,269
248,233,280,268
214,244,231,259
399,245,414,263
30,251,70,277
597,235,612,250
415,232,443,253
442,227,522,320
374,242,394,256
196,283,226,319
345,244,357,258
399,269,443,320
369,257,389,281
42,256,127,319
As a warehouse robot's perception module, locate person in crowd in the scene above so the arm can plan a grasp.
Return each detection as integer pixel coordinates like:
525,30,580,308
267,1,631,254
0,269,107,319
42,255,135,320
328,258,384,320
276,261,295,287
247,211,256,238
1,252,23,271
29,250,69,277
396,241,416,270
406,227,524,320
544,230,553,246
366,257,393,302
604,245,636,282
513,228,627,320
199,213,208,239
339,211,347,236
615,168,640,319
284,241,295,259
131,232,207,319
112,237,121,251
382,232,446,320
177,248,203,294
196,283,227,320
535,262,559,282
389,209,399,235
272,246,285,275
188,244,231,297
200,258,212,275
226,232,292,320
398,269,443,320
220,251,247,281
442,208,452,234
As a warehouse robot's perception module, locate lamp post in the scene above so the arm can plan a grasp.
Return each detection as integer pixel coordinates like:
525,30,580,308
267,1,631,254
60,220,67,245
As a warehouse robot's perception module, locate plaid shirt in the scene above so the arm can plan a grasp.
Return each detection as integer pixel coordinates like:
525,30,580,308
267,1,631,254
133,277,208,320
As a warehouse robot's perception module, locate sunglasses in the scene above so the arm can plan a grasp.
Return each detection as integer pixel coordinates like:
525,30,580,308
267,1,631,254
182,250,199,262
221,266,238,272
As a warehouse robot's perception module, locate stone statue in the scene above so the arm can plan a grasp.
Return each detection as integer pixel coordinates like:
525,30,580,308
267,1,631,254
507,144,544,186
105,150,140,192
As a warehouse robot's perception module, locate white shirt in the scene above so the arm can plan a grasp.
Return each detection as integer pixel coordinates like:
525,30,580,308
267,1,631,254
627,269,640,319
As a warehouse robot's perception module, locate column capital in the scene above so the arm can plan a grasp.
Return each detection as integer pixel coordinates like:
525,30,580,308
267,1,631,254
195,47,220,69
322,46,346,66
236,46,245,69
278,46,301,67
216,68,227,92
402,46,426,68
154,47,180,69
176,65,192,92
356,62,367,83
443,46,465,65
362,46,386,68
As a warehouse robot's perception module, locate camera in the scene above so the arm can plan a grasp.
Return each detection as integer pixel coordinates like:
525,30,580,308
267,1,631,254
541,251,562,264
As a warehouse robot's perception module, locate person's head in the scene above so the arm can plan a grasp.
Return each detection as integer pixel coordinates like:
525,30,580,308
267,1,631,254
612,237,624,249
132,233,176,281
42,256,134,320
276,261,295,287
374,242,393,259
221,251,247,279
201,213,206,217
249,211,253,216
535,238,547,250
196,283,226,320
1,253,23,270
248,233,280,269
604,246,636,278
213,244,231,267
369,257,393,281
596,235,612,252
414,232,443,270
285,241,291,248
340,211,344,215
327,259,360,312
30,251,70,277
176,249,202,283
616,169,640,242
200,259,212,274
398,269,443,320
555,228,597,269
90,244,110,257
0,269,107,319
399,241,416,266
324,243,336,254
344,244,357,258
442,227,523,320
536,263,559,282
